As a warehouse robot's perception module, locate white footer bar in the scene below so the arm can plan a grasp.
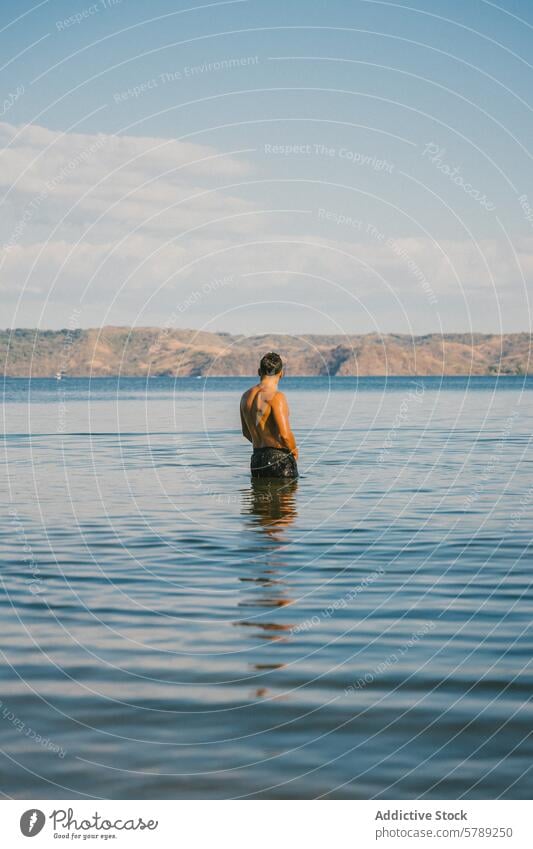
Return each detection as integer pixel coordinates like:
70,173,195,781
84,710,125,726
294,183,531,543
4,800,531,848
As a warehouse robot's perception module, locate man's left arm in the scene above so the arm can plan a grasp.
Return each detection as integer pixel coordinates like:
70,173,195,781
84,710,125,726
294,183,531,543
240,400,253,442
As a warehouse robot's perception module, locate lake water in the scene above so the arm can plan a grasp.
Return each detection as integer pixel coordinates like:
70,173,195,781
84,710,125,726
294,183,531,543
2,376,533,799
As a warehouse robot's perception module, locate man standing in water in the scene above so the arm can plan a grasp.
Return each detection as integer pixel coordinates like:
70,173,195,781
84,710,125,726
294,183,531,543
240,352,299,478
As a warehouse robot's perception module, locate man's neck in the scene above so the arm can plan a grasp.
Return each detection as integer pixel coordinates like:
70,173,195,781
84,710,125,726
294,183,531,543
260,375,280,389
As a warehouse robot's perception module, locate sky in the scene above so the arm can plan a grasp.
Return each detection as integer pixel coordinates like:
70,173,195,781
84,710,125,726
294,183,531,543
1,0,533,335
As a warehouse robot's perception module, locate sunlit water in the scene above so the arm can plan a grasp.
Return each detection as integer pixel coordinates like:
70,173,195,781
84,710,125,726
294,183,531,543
1,376,533,799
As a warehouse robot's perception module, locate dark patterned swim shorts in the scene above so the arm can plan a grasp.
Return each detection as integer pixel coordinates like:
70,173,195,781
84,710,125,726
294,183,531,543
251,447,299,479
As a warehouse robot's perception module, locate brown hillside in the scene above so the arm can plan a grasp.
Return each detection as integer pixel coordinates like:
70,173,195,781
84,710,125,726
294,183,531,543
1,328,531,376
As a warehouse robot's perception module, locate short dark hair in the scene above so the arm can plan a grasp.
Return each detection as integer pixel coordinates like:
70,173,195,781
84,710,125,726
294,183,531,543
259,352,283,376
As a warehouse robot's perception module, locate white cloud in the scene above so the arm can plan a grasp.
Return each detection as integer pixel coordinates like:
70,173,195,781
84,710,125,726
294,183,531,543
1,120,531,332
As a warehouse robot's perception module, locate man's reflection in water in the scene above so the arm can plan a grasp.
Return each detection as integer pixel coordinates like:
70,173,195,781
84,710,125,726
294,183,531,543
246,478,298,542
235,479,298,698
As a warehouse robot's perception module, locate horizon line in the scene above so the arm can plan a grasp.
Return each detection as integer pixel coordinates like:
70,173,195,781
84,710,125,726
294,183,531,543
3,327,533,337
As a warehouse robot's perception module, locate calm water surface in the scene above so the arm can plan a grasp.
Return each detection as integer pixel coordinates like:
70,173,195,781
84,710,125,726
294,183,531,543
2,377,533,798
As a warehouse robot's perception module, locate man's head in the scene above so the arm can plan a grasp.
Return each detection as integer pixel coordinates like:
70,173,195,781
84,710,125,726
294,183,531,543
259,352,283,378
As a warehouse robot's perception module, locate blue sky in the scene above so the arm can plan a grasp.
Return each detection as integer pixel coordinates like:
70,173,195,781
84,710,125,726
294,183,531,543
1,0,532,334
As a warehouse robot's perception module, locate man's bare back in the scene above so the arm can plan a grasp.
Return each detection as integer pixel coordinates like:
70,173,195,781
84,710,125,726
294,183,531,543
240,352,298,478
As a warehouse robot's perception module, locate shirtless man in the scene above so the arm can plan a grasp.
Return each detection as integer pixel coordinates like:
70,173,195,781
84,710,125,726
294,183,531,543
240,352,299,478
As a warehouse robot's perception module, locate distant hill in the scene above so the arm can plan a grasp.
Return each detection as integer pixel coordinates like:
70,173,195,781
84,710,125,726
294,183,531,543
1,327,531,376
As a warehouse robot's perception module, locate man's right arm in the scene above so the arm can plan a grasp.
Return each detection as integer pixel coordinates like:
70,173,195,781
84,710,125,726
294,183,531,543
271,393,298,459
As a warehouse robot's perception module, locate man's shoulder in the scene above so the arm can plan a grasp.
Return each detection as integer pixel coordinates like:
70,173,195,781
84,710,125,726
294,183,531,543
271,390,287,405
240,385,257,402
